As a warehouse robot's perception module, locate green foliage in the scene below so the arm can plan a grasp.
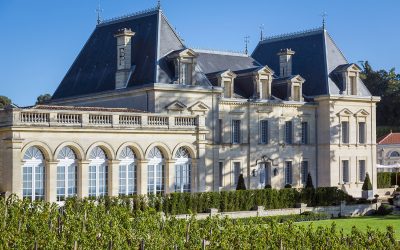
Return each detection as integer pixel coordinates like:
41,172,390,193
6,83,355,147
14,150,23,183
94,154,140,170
0,95,11,108
0,195,398,249
305,173,314,189
236,174,246,190
35,93,52,105
284,184,292,188
377,172,400,188
376,204,393,216
362,173,373,191
361,62,400,126
264,184,272,189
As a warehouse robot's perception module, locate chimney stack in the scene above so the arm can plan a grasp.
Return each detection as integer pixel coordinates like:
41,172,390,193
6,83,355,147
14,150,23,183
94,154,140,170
277,48,295,77
114,28,135,89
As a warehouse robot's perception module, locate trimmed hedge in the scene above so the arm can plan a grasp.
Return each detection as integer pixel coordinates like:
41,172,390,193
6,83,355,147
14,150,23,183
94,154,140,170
377,172,400,188
115,187,353,215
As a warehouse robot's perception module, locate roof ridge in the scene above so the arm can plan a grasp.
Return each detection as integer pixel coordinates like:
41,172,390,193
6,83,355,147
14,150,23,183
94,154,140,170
160,12,185,47
98,7,159,27
192,48,249,57
324,31,348,63
377,132,395,144
260,27,323,43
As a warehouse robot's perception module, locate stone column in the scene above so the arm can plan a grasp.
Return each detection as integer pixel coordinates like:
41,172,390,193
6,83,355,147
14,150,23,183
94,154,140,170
108,160,120,197
165,159,175,194
191,159,198,193
137,160,148,195
3,138,23,198
46,161,58,202
78,160,89,198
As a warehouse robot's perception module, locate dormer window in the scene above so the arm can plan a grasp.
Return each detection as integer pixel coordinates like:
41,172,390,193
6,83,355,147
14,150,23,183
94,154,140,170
334,63,361,96
254,66,274,100
216,70,236,98
293,85,301,101
167,49,198,86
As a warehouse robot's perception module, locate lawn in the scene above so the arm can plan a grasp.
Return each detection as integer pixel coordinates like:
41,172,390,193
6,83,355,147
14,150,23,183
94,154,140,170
299,215,400,239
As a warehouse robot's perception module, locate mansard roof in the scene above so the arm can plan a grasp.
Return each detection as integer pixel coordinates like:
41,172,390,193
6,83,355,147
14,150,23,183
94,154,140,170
53,8,185,100
252,28,371,97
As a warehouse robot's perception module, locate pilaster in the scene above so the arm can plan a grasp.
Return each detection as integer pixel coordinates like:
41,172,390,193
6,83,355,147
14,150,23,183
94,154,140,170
137,160,148,195
46,161,58,202
108,160,120,197
79,160,89,198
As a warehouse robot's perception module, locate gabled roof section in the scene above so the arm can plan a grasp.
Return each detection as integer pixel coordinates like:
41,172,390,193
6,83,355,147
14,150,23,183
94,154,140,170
378,132,400,145
165,100,187,111
52,8,186,100
252,27,372,97
188,101,210,112
336,108,353,116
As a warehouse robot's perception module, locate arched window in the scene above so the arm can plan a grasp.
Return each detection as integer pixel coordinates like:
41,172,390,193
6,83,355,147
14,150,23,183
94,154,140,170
88,147,108,197
56,147,77,201
174,147,191,193
22,146,45,200
147,147,164,194
118,147,136,196
390,151,400,158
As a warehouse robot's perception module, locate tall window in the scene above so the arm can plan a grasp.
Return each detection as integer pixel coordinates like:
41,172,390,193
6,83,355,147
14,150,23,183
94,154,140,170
218,162,224,188
233,162,241,185
349,76,357,95
175,147,191,193
217,119,223,144
358,122,366,144
147,147,165,194
232,120,241,144
301,161,308,184
181,63,192,84
301,122,308,144
118,147,136,196
285,161,293,185
88,147,108,197
341,121,349,144
260,120,269,144
359,160,366,182
56,147,77,201
293,86,301,101
285,121,293,144
22,147,45,201
342,160,349,183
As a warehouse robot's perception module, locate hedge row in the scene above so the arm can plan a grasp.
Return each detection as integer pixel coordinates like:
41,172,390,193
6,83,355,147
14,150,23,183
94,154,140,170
377,172,400,188
110,187,354,215
236,212,331,224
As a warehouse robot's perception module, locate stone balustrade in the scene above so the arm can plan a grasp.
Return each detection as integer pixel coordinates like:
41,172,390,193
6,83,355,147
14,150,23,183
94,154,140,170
0,107,205,130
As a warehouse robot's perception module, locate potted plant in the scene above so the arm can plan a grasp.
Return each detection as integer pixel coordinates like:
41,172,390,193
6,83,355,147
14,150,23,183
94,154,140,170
362,173,373,199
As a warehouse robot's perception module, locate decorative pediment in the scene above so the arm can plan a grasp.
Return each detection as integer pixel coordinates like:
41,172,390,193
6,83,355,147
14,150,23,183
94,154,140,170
218,69,237,79
336,108,353,116
256,65,275,76
288,75,306,84
354,109,370,117
188,101,210,112
167,48,197,59
165,100,187,111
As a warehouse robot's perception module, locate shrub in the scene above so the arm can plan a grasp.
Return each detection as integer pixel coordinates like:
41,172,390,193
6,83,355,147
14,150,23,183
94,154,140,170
305,173,314,189
236,174,246,190
362,173,373,191
396,187,400,192
264,184,272,189
377,172,392,188
284,184,292,189
376,204,393,216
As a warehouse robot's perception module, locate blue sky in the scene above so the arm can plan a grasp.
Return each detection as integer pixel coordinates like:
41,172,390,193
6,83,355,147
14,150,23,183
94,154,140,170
0,0,399,106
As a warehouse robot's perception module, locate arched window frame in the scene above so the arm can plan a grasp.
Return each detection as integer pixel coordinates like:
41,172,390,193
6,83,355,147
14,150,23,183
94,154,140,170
390,151,400,158
147,147,165,195
88,146,108,198
174,147,192,193
56,147,77,201
118,147,136,196
22,147,45,201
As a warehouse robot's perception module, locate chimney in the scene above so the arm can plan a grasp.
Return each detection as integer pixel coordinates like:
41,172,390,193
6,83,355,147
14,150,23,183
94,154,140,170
114,28,135,89
277,48,295,77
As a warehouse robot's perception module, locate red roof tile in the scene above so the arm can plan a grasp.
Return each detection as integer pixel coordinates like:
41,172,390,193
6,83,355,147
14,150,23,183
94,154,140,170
378,132,400,145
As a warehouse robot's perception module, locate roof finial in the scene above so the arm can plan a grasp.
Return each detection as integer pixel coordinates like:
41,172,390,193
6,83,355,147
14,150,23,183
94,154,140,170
157,0,161,9
96,1,103,25
259,24,264,41
321,11,327,29
244,35,250,55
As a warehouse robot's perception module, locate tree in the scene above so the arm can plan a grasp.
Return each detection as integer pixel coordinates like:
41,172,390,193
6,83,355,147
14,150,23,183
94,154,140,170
362,173,373,191
360,62,400,126
36,94,52,105
236,174,246,190
305,173,314,189
0,96,11,109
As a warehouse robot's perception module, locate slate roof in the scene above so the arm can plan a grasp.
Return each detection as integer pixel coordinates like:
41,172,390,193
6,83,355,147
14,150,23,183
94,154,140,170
52,8,185,100
378,132,400,145
252,28,371,97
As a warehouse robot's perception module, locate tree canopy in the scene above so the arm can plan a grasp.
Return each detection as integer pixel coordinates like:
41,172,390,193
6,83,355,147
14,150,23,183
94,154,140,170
36,94,52,105
0,96,11,109
361,62,400,126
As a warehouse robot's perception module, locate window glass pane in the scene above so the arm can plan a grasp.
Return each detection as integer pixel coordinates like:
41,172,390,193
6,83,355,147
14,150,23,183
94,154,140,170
342,160,349,183
359,122,366,144
233,162,241,185
342,122,349,144
218,162,223,187
285,161,292,184
359,160,366,182
301,122,308,144
285,121,293,144
232,120,241,144
301,161,308,184
260,120,269,144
